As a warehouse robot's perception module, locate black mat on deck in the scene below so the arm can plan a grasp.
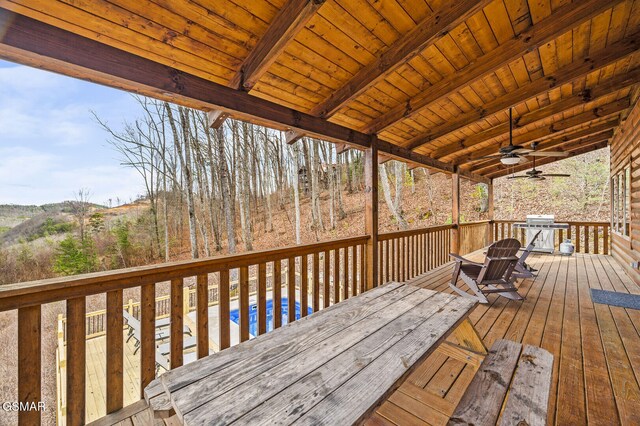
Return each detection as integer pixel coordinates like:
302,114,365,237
591,289,640,310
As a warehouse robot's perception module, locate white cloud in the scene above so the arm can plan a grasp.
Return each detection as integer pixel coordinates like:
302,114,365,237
0,62,147,205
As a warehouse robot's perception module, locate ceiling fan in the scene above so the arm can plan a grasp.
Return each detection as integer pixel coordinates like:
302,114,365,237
506,156,571,181
475,108,569,165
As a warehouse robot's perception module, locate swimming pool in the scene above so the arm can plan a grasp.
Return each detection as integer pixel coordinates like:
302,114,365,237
229,298,312,336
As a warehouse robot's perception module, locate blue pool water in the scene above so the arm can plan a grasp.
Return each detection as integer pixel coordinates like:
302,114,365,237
229,298,312,336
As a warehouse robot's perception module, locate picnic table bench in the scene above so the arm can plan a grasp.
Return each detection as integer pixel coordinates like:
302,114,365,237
145,282,483,425
448,339,553,426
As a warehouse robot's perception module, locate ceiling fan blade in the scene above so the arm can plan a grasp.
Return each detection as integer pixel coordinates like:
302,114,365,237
512,148,532,154
474,155,503,160
506,175,530,179
526,151,569,157
540,173,571,177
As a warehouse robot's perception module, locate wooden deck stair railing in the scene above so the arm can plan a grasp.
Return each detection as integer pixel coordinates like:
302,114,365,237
493,220,610,254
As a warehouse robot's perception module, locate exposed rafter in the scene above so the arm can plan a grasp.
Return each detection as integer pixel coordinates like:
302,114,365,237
229,0,326,91
455,99,628,166
487,140,610,179
309,0,491,118
363,0,628,134
471,130,614,175
0,8,370,148
431,69,640,159
405,42,640,152
0,8,485,178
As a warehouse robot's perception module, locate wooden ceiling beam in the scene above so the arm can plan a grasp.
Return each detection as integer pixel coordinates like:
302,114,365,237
364,0,628,134
431,69,640,160
309,0,491,118
487,140,610,179
0,8,371,149
454,98,628,166
406,42,640,152
471,130,614,175
206,110,229,129
229,0,326,91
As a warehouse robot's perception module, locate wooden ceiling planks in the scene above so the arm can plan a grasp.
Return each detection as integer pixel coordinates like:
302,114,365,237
0,0,638,178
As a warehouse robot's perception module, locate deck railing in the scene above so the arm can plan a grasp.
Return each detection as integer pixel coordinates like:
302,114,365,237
2,235,369,425
493,220,610,254
459,221,491,255
2,219,495,425
377,224,453,285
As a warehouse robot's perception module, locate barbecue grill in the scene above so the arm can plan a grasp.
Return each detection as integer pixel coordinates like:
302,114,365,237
513,215,569,253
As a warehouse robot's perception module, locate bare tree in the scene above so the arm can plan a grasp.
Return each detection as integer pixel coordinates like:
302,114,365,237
68,188,92,242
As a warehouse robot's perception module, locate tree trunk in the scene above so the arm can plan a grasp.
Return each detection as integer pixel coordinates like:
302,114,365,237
215,126,236,254
292,144,302,244
380,163,408,229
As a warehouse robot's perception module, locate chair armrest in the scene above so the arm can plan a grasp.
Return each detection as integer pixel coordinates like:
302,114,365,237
449,253,483,266
486,256,520,262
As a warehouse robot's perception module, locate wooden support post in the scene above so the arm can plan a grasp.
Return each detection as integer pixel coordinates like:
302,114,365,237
452,172,461,254
18,305,41,426
196,274,209,358
66,297,86,426
170,278,184,368
364,138,379,289
140,283,155,396
106,289,123,413
487,179,494,244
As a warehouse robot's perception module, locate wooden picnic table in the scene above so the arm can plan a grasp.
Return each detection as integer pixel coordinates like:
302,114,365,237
147,282,480,425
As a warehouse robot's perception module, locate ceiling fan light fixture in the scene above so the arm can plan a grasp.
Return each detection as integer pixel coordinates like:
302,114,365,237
500,156,521,165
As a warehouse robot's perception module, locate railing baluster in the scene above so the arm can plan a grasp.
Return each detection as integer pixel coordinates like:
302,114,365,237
360,244,366,293
258,263,267,335
218,270,230,348
18,305,41,426
67,297,86,425
585,226,590,254
197,274,209,357
141,283,155,393
239,266,250,342
313,252,320,312
384,240,390,283
575,226,582,253
603,225,609,255
351,246,357,296
594,226,599,254
301,254,309,317
342,246,348,300
273,261,282,328
106,289,123,413
333,249,340,304
323,251,330,308
287,258,295,323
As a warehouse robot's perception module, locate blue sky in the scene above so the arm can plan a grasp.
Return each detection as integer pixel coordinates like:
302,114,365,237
0,59,146,206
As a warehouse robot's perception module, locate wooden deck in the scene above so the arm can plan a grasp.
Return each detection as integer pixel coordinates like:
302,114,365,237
87,252,640,426
371,253,640,426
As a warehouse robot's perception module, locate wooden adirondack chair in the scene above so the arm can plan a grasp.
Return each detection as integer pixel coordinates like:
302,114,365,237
513,230,541,279
450,238,523,304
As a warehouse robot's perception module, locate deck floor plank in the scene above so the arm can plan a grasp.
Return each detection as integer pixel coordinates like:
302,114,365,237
378,253,640,426
81,253,640,426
